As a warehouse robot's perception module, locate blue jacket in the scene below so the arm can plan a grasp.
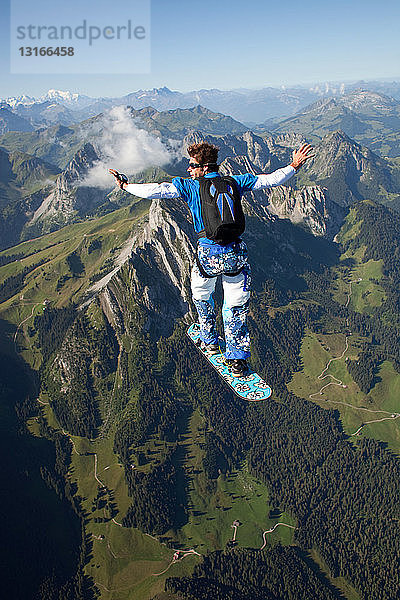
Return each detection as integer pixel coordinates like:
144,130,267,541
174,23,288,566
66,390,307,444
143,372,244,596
172,172,257,246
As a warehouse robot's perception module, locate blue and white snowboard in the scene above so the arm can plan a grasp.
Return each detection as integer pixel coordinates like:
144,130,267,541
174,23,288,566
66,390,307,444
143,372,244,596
187,323,272,402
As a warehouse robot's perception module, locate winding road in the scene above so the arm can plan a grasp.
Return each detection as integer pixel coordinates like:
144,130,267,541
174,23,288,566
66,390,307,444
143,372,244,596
308,278,400,435
260,523,296,550
152,549,202,577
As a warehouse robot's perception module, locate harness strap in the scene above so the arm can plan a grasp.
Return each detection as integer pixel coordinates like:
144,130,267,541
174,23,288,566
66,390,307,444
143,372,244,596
223,267,244,277
195,251,244,279
197,230,241,246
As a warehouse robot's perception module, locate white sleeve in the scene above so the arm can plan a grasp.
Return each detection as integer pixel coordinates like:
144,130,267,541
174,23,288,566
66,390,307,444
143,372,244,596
124,182,180,199
252,165,296,190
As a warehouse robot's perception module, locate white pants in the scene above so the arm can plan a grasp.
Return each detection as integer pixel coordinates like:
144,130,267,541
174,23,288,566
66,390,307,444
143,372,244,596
191,262,251,359
191,265,250,307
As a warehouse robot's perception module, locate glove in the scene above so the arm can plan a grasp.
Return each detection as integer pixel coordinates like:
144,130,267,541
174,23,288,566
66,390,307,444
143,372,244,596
109,169,129,189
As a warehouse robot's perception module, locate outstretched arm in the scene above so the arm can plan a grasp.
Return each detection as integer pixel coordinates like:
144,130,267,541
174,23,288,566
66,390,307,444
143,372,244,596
252,143,314,190
108,169,180,199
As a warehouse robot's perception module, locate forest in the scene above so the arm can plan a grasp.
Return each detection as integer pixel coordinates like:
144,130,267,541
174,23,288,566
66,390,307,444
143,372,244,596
166,545,340,600
0,350,97,600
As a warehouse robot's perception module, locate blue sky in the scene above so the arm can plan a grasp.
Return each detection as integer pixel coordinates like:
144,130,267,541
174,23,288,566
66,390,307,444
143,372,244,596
1,0,399,98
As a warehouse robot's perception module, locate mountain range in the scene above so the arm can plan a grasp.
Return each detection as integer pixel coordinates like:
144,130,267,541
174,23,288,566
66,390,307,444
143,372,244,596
0,86,400,599
1,97,399,252
2,79,400,127
272,89,400,157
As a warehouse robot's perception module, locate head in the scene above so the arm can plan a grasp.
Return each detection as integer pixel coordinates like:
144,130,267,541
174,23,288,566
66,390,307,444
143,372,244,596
187,141,219,178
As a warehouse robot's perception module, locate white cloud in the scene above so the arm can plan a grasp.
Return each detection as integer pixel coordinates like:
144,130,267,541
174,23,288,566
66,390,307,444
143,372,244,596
80,105,172,188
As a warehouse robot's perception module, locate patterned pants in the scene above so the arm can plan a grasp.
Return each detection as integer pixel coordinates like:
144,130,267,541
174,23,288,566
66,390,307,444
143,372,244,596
191,241,251,360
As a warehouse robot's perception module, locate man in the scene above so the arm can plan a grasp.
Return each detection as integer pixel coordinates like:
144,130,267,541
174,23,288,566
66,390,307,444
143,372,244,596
110,141,313,377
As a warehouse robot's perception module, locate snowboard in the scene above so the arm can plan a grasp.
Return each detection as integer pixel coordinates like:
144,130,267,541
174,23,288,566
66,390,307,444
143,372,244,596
187,323,272,401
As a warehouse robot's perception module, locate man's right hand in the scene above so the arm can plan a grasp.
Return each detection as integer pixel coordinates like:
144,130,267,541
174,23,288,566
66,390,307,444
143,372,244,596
290,144,314,171
109,169,128,189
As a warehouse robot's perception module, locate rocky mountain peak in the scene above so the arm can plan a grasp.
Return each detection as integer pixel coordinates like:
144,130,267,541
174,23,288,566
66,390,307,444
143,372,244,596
272,132,307,148
27,143,102,232
148,86,175,96
302,130,396,206
62,142,99,185
322,129,355,148
131,106,158,118
267,184,344,238
300,97,339,115
86,197,196,337
342,89,398,112
221,155,259,176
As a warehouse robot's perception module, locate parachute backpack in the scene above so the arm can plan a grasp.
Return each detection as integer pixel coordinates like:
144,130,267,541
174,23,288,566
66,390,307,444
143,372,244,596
197,175,245,244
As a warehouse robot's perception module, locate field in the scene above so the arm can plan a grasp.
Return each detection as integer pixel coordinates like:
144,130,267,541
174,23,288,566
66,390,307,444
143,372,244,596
289,329,400,452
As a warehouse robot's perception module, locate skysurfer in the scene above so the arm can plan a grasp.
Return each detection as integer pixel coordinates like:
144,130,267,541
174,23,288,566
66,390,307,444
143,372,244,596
110,141,312,377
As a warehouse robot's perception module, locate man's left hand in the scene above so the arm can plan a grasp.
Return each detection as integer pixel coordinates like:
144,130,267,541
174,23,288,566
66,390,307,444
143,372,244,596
291,144,314,170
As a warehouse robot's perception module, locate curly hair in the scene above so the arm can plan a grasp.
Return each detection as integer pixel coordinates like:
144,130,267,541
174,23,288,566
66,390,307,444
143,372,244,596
187,141,219,166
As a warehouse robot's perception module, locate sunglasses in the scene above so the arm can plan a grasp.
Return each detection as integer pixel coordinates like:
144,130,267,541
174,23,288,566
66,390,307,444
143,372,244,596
188,162,202,169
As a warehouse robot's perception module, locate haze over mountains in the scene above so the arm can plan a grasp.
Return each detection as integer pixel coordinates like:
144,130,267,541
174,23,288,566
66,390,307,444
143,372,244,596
2,79,400,127
1,80,400,599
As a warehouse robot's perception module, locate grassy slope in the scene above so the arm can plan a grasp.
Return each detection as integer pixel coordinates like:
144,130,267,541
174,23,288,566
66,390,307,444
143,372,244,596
289,211,400,454
0,200,150,364
288,329,400,452
310,549,361,600
172,410,295,553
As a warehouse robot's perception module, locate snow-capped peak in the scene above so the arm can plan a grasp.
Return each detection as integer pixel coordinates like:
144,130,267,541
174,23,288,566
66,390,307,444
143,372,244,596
1,89,93,110
3,94,36,108
45,89,79,102
41,89,93,108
